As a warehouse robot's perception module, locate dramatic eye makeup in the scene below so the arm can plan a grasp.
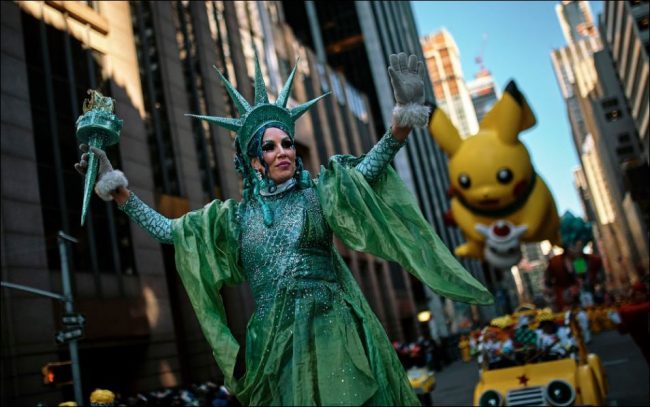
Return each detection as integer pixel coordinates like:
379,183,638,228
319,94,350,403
262,138,294,152
262,141,275,152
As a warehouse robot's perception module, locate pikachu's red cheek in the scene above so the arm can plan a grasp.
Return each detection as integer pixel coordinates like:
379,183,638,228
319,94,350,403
513,180,528,197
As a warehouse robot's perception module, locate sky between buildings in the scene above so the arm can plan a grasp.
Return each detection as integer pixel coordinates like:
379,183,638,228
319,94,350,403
412,0,605,219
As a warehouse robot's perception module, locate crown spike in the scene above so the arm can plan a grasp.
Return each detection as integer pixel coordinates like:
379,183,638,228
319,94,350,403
185,114,242,132
252,45,270,105
290,92,331,120
276,58,299,108
212,65,251,115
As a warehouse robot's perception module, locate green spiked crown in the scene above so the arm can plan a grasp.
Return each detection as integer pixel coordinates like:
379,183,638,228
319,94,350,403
186,51,330,160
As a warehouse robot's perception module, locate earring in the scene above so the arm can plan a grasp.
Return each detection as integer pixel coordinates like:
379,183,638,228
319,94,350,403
295,157,311,189
255,170,267,191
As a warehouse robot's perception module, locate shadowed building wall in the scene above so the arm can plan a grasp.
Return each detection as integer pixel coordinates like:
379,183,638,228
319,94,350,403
1,1,415,405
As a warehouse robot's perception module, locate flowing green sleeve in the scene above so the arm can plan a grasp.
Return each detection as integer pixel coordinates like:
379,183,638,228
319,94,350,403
317,155,493,305
171,198,245,389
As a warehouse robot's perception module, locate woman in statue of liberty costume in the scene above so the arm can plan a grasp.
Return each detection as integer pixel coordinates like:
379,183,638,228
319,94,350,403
75,51,493,406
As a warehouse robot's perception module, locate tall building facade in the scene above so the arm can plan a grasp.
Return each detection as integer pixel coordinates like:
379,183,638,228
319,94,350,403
557,0,599,43
467,68,500,123
280,1,492,340
587,48,648,273
421,29,480,138
599,0,649,231
601,0,649,165
573,166,599,226
1,1,416,404
573,165,615,274
550,0,648,290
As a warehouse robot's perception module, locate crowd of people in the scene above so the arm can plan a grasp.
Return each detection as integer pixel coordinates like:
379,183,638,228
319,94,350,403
50,279,645,407
540,211,649,365
108,382,239,407
392,336,459,372
476,310,579,370
48,381,240,407
456,275,649,371
614,280,650,364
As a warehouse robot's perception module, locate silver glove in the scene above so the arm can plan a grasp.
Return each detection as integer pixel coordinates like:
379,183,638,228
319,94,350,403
388,52,430,128
74,144,114,177
74,144,128,201
388,52,425,106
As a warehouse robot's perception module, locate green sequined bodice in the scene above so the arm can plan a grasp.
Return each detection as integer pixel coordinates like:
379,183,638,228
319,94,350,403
240,186,336,316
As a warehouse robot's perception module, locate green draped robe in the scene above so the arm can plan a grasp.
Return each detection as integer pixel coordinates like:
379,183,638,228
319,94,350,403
172,156,492,406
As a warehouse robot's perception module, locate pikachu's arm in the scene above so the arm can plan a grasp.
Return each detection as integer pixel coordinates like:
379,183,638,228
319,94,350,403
450,200,487,243
518,181,555,239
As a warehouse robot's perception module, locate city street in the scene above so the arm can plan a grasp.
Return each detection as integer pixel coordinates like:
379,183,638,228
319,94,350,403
430,330,650,406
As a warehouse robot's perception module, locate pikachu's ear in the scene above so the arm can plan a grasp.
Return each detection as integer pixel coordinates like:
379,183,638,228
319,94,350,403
479,80,536,145
427,102,462,156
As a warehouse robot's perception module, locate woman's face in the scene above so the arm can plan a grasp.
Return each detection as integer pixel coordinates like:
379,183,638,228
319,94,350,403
251,127,296,184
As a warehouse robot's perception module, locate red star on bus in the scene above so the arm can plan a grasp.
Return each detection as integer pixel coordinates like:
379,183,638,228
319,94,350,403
517,374,530,386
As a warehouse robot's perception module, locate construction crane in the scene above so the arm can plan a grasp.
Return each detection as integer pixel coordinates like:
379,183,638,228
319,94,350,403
474,33,488,72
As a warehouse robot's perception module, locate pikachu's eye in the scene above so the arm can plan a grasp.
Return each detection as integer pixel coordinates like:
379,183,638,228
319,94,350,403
458,173,471,189
497,168,513,184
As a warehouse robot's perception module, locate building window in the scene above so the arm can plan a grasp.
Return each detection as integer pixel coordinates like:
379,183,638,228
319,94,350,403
329,71,345,106
174,1,223,201
303,73,329,166
316,63,330,93
206,1,237,126
21,11,136,277
605,109,623,121
389,263,406,290
278,57,291,89
616,145,635,156
357,119,373,153
131,2,181,196
448,80,458,95
618,133,632,143
601,97,619,109
324,95,342,154
337,96,355,155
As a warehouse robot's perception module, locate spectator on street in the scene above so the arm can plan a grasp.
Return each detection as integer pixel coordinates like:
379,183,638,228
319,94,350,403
616,279,649,365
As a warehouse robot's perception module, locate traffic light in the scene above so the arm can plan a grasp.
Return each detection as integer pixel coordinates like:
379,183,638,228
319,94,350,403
41,361,73,386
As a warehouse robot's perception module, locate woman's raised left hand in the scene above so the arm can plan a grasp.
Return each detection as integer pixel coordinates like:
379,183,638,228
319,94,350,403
388,52,425,106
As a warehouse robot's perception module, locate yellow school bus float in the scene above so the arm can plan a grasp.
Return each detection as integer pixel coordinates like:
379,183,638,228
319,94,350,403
473,305,607,406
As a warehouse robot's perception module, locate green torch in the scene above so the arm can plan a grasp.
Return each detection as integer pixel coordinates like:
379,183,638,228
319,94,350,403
75,90,123,226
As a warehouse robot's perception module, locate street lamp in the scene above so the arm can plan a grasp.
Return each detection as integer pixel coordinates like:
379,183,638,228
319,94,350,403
417,310,432,323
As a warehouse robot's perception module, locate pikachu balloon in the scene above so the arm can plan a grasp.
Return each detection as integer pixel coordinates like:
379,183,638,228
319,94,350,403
428,80,560,261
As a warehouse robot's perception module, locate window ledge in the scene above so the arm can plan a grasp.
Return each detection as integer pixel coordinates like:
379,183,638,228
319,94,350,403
45,1,109,35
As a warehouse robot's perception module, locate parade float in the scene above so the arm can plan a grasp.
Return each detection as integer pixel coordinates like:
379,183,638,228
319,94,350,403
427,80,560,269
473,305,607,406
